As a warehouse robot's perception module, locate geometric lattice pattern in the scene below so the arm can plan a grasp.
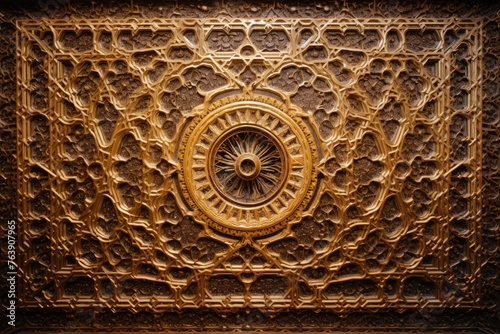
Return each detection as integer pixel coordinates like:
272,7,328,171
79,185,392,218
17,17,484,312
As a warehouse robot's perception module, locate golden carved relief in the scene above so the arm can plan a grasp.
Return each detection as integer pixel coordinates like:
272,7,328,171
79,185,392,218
180,95,317,236
16,17,484,314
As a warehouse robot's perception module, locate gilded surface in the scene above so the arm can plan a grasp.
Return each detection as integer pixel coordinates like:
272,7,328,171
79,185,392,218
0,0,498,332
16,17,483,310
180,95,317,235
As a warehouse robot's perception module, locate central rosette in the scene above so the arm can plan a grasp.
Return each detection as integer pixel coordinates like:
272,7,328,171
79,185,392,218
211,127,286,205
235,153,260,180
179,95,317,236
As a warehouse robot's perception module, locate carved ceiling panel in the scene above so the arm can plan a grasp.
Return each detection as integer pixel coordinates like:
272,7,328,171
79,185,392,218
0,1,498,332
16,17,483,311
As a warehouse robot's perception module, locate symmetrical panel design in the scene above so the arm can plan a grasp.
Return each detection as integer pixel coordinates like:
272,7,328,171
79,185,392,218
16,17,482,313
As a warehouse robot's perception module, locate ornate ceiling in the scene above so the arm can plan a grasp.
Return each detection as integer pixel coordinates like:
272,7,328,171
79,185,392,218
0,0,499,332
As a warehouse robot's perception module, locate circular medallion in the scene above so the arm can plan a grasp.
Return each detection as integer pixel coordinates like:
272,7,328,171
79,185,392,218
211,126,287,206
179,95,317,236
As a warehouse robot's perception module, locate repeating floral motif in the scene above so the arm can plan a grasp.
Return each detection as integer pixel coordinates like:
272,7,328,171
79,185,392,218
0,1,498,332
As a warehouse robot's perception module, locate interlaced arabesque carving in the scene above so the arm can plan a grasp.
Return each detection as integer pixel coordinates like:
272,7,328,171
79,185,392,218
16,17,484,313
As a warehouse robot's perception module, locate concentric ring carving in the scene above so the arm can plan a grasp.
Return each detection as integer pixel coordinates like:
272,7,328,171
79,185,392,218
179,95,318,236
211,126,286,205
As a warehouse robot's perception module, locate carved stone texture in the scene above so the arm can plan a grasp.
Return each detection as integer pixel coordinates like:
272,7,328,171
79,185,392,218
7,7,495,333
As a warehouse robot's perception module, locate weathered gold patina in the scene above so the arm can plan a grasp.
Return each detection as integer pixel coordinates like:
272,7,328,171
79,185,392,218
1,1,498,331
